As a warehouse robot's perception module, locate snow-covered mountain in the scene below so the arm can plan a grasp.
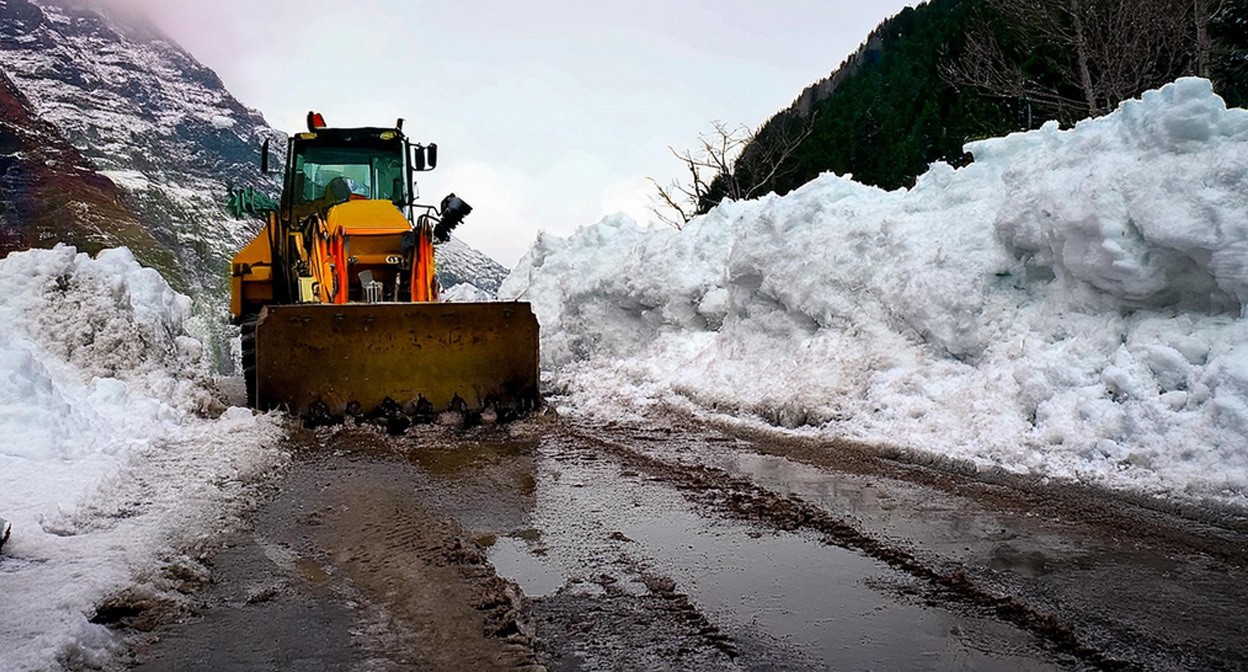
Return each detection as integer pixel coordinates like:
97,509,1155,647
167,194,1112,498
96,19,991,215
436,236,508,295
0,0,276,297
0,0,508,306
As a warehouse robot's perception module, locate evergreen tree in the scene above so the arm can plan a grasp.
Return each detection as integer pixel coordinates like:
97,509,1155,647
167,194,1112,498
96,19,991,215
673,0,1247,217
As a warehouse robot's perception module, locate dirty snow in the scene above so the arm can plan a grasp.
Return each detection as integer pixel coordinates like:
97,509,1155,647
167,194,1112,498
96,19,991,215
0,246,286,671
501,78,1248,508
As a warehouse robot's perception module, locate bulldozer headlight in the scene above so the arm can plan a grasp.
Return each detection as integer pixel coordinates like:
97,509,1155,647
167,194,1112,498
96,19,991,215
433,193,472,243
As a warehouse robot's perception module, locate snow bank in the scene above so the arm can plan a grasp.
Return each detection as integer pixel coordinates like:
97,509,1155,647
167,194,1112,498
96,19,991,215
501,78,1248,507
441,281,494,302
0,246,286,670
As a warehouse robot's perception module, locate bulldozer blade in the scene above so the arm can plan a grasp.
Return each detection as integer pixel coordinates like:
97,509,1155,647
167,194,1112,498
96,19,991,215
253,302,540,417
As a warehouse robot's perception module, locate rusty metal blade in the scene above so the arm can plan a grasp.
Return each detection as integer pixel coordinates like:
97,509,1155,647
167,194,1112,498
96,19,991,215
254,302,540,416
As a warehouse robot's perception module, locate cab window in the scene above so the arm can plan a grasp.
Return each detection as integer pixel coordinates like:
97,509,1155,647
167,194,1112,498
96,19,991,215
292,145,406,204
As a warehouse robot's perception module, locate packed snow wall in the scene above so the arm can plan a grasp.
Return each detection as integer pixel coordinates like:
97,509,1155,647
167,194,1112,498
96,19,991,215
501,78,1248,506
0,245,285,670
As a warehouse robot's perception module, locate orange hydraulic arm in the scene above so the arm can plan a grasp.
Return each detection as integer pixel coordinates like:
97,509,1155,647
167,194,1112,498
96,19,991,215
412,223,436,302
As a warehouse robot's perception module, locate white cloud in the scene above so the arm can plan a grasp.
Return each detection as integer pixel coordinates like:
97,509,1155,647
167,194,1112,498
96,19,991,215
600,176,656,228
436,161,532,266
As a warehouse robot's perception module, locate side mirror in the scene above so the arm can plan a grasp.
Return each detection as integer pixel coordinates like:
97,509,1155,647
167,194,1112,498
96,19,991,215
411,143,438,172
261,138,271,174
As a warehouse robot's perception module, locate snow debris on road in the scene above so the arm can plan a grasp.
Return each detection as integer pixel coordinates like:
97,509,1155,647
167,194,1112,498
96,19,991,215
501,78,1248,508
0,246,286,671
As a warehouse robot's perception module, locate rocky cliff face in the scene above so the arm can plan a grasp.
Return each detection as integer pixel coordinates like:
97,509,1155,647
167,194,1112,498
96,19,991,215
0,0,507,306
0,0,278,296
0,68,165,265
788,33,886,119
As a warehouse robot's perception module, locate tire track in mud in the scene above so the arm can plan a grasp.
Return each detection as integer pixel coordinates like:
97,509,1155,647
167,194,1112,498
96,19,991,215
120,427,548,672
120,414,1223,670
271,440,546,671
525,568,745,671
324,418,1078,670
661,420,1248,672
559,425,1138,671
330,423,755,672
713,421,1248,564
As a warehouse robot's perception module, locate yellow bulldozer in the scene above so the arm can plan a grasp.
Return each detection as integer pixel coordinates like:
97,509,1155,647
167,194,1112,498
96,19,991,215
229,113,539,422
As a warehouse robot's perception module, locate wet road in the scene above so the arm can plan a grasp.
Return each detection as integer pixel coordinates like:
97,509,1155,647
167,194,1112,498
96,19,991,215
121,412,1248,671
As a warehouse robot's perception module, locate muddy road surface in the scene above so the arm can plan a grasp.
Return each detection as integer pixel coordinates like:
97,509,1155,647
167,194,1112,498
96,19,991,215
115,412,1248,671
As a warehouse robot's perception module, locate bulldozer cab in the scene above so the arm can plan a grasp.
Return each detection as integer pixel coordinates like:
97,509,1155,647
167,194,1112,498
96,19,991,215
285,131,410,211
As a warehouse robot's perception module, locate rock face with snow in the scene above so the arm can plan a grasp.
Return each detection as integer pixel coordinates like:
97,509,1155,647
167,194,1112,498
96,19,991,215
501,78,1248,508
435,235,509,295
0,68,170,268
0,0,278,295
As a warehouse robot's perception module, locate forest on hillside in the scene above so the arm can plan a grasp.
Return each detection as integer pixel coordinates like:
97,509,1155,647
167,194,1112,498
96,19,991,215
655,0,1248,225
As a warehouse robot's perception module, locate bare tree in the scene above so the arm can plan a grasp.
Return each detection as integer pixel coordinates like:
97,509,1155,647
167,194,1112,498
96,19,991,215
1193,0,1228,78
648,121,747,229
649,115,814,229
945,0,1227,122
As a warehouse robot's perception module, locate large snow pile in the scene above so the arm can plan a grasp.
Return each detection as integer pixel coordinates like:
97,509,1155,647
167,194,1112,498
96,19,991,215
501,78,1248,507
0,246,285,670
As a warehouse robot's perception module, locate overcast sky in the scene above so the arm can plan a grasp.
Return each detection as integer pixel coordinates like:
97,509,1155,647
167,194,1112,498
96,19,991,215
109,0,918,266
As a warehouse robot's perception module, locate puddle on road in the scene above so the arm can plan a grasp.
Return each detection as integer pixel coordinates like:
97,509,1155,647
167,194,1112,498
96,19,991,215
635,433,1248,665
665,443,1078,571
489,535,566,596
407,431,1073,671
